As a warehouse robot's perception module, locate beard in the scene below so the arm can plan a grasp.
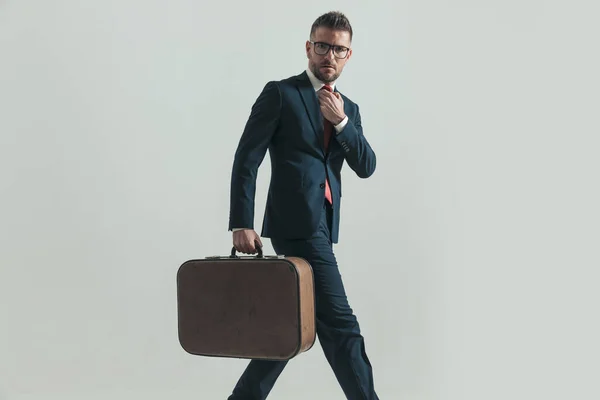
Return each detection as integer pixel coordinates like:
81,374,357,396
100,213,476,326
310,62,339,83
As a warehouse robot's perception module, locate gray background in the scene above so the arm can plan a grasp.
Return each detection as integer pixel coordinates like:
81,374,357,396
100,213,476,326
1,0,598,399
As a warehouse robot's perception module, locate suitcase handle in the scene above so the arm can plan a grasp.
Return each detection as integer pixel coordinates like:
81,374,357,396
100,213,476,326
230,241,263,258
206,246,284,260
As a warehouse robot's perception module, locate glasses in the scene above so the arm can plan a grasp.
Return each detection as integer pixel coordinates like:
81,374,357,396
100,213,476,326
309,41,350,59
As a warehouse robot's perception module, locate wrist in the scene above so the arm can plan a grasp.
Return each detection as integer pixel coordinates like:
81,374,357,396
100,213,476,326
333,115,349,133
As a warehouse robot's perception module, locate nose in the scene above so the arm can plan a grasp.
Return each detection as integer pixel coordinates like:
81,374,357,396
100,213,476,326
324,49,335,60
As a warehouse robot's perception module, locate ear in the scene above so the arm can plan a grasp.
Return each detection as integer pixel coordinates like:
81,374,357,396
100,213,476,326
305,40,311,57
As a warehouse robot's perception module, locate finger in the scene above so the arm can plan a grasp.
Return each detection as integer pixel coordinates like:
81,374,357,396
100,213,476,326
320,100,333,109
235,242,245,254
318,96,333,106
236,236,248,253
318,91,334,100
235,236,247,253
320,93,334,102
245,236,256,253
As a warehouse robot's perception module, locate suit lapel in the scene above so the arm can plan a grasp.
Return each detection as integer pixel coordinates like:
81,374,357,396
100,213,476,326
296,72,325,155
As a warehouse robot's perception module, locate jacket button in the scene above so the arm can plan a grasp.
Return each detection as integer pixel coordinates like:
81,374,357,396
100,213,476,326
319,183,325,188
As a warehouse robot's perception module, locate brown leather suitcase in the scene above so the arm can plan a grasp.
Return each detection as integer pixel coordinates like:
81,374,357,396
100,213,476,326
176,246,316,360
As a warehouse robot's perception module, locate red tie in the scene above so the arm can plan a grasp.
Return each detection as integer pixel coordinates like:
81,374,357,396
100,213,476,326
321,84,333,204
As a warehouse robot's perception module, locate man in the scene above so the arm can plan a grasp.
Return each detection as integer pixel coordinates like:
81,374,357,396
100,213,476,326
227,11,379,400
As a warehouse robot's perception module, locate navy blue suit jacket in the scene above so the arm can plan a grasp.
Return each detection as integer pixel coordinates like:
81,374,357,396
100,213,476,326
228,70,376,244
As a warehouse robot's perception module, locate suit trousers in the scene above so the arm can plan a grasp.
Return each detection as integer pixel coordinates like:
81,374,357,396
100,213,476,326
227,201,379,400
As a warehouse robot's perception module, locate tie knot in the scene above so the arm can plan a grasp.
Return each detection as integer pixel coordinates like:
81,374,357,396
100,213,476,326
322,84,333,92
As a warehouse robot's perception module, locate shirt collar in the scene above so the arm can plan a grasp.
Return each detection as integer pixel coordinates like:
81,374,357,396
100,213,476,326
305,68,336,92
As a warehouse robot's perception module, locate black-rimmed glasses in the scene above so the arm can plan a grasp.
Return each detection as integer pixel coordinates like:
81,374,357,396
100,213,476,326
309,41,350,59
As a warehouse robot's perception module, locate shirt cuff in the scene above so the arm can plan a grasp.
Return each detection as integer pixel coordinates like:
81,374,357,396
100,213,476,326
334,115,348,133
232,228,249,232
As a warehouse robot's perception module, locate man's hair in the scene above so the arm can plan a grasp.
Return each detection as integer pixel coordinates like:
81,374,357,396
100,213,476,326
310,11,353,42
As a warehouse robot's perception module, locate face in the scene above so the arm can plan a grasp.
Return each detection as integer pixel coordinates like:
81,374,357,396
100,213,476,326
305,27,352,84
